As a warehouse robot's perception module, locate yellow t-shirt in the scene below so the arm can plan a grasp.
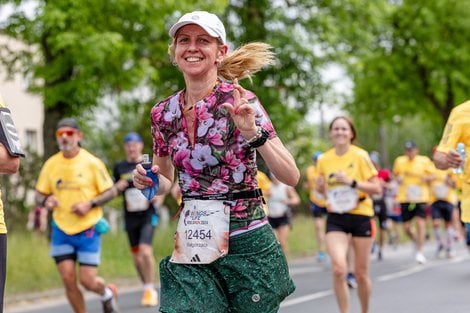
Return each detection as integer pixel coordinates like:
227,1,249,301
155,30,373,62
0,94,7,234
257,171,271,213
35,149,114,235
306,164,326,207
430,167,457,204
316,145,378,216
437,100,470,222
393,155,434,203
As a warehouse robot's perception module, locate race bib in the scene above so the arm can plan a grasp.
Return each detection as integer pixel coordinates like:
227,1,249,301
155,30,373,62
170,199,230,264
406,185,422,202
314,190,326,201
433,184,448,200
124,188,149,212
327,186,359,214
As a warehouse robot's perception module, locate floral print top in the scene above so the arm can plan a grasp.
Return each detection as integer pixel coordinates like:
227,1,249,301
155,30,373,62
151,81,277,224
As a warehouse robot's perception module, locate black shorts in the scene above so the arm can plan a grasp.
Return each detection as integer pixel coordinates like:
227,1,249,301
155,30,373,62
268,215,290,229
309,202,327,218
373,199,388,229
326,213,375,237
431,201,454,222
125,212,157,248
400,203,427,222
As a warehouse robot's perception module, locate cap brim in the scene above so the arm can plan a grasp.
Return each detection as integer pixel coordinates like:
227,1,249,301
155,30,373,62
169,21,221,41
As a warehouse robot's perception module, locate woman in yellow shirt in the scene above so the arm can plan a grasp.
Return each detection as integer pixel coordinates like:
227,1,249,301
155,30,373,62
316,116,381,313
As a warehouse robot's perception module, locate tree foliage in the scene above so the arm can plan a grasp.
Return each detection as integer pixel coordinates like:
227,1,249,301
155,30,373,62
0,0,227,158
312,0,470,125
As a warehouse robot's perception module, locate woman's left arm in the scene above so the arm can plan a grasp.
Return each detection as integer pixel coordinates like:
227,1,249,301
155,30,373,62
256,138,299,186
222,80,299,186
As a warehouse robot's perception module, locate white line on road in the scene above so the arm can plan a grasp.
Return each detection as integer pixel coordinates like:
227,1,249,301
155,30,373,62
280,290,334,307
377,255,468,282
289,266,323,276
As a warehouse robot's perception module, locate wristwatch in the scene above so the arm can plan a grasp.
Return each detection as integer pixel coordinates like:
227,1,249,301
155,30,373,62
246,126,269,148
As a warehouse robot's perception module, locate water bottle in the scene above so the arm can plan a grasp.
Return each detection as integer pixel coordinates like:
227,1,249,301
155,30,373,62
454,143,466,174
141,154,159,200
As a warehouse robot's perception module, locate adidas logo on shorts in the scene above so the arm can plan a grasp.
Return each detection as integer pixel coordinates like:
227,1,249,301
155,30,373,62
191,254,201,262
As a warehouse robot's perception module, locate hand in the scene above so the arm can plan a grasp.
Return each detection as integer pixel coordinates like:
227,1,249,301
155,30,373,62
71,201,92,216
44,195,59,210
222,78,257,136
334,171,353,186
446,149,464,168
133,163,159,190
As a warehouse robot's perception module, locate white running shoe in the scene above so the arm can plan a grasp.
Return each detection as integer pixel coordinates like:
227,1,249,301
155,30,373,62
415,252,427,264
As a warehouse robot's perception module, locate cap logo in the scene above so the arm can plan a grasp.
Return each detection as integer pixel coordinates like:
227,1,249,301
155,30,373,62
191,15,199,20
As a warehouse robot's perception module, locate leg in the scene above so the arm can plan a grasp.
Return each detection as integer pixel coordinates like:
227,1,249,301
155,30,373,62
131,247,145,283
276,224,290,256
351,236,374,313
138,244,156,285
326,232,350,313
314,217,327,254
136,222,158,307
57,260,86,313
79,265,105,295
415,216,426,252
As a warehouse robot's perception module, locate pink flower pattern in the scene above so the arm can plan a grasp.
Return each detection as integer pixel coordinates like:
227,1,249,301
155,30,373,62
150,81,277,221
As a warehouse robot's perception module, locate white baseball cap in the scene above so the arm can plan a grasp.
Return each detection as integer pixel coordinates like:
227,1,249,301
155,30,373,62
169,11,227,45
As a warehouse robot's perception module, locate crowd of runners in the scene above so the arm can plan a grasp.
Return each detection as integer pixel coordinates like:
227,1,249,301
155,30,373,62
0,9,468,313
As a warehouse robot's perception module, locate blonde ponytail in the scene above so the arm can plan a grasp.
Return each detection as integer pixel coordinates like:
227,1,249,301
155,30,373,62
218,42,275,82
168,40,275,81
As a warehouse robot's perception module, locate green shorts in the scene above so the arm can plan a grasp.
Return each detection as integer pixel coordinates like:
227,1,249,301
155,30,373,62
159,224,295,313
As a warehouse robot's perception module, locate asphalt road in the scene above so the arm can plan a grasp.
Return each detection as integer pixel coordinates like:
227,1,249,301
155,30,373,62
7,241,470,313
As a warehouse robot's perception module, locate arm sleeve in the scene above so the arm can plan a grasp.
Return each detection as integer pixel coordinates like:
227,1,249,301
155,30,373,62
359,153,378,181
151,102,170,157
393,158,400,176
437,120,463,153
35,162,52,194
93,160,114,193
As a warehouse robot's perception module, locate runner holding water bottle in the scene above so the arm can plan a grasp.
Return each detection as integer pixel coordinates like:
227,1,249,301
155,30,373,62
434,100,470,252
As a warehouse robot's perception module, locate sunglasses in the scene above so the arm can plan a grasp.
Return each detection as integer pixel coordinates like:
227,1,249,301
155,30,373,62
56,129,77,137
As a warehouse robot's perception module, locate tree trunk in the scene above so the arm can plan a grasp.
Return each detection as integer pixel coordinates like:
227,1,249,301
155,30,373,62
42,106,63,159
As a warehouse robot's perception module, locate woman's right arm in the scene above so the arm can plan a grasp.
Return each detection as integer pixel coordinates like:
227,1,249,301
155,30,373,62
133,155,175,196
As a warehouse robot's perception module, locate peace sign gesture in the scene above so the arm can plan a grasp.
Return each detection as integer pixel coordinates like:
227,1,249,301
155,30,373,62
222,79,257,134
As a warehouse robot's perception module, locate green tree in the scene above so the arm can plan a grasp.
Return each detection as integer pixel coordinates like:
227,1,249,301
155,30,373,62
313,0,470,126
0,0,227,158
224,0,328,163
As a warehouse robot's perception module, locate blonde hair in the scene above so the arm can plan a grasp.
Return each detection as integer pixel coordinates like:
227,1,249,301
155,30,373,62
168,40,275,82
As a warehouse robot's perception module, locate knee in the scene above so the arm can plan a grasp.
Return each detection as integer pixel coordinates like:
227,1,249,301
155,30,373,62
332,264,347,280
61,273,77,289
354,271,369,284
139,246,154,259
79,276,95,291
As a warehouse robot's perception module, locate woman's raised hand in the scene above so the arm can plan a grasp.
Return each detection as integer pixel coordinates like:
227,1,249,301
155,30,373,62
222,78,257,134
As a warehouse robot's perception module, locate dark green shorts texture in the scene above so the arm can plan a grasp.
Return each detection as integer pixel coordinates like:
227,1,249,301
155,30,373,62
159,224,295,313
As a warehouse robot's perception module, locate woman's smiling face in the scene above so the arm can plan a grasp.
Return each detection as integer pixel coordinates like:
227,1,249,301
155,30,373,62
174,24,226,78
330,117,354,146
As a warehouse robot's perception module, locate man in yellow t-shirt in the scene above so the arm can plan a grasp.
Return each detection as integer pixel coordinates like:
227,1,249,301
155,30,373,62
434,100,470,251
305,151,328,262
35,118,120,313
429,166,458,258
393,140,434,264
0,93,21,312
